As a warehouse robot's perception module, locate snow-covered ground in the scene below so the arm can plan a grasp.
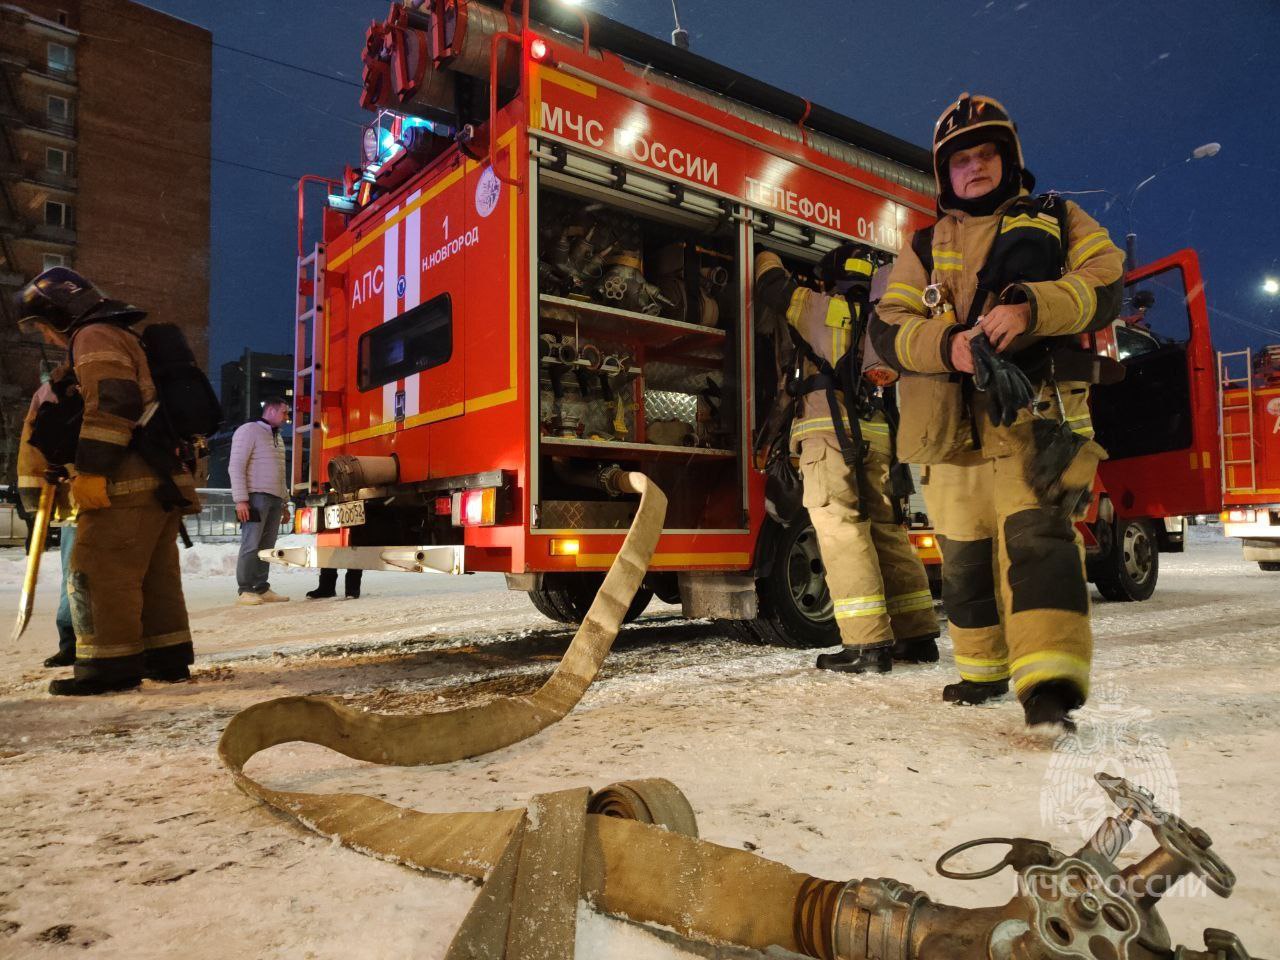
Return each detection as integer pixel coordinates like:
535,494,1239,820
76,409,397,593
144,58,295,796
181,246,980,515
1,526,1277,958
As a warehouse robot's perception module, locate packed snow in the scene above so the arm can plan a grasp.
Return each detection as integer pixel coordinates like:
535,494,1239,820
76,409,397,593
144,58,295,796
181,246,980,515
0,525,1276,957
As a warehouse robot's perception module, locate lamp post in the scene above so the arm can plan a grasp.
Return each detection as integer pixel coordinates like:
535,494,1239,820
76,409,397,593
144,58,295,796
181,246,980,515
1123,142,1220,269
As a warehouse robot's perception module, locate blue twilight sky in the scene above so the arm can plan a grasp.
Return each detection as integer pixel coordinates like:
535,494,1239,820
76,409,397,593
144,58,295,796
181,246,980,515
134,0,1280,373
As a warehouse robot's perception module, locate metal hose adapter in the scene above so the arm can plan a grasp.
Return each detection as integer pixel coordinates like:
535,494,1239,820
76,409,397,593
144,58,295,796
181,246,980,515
795,772,1261,960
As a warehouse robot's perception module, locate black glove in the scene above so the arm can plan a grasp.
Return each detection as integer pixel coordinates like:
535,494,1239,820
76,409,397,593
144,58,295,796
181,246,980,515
969,333,1035,427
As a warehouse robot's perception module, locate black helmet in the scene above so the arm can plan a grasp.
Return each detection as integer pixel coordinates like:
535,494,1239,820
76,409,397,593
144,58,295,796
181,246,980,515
932,93,1028,213
16,266,144,333
816,243,876,298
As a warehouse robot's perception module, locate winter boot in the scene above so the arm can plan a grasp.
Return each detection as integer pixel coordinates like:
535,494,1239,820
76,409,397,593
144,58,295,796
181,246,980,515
44,651,75,668
892,634,940,663
942,678,1009,705
815,646,892,674
49,675,141,697
1022,679,1084,732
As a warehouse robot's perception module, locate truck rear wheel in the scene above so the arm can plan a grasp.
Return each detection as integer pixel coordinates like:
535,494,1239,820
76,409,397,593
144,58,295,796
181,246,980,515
732,516,839,648
1260,562,1280,572
528,573,653,625
1090,517,1159,602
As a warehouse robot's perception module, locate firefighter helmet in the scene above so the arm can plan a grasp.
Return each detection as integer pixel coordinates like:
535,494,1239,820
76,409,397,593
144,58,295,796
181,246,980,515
15,266,144,333
816,243,875,296
932,93,1025,208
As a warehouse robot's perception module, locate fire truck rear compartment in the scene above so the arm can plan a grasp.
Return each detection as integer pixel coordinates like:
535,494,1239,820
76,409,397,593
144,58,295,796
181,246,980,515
532,179,744,533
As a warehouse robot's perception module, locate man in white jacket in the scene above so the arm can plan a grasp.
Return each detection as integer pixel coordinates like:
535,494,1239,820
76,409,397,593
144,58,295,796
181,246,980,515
229,397,290,604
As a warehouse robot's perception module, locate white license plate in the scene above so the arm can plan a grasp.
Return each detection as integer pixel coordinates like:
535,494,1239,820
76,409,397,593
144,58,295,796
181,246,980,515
324,500,366,529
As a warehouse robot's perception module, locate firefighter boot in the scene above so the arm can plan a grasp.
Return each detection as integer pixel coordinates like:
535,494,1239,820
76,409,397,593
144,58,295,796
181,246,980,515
892,633,940,663
1022,679,1084,731
942,678,1010,704
815,646,892,674
49,674,141,696
144,664,191,683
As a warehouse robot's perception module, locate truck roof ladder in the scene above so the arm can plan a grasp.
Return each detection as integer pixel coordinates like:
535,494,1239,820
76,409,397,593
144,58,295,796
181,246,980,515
1218,348,1258,495
291,242,325,496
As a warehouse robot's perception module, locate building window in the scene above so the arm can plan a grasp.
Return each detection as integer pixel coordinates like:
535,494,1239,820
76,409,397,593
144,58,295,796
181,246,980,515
47,43,74,75
47,95,70,123
358,293,453,391
45,200,72,228
43,253,67,271
46,147,68,174
57,11,70,26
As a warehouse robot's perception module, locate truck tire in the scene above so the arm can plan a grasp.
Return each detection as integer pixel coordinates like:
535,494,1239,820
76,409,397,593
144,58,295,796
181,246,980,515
1260,562,1280,572
1090,517,1159,602
731,515,839,648
528,573,653,625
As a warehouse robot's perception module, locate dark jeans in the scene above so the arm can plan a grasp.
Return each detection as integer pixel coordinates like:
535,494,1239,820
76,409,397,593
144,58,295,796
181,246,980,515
236,492,283,594
56,524,76,658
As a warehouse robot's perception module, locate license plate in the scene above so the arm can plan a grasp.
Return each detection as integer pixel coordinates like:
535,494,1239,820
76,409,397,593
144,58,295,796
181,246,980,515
324,500,366,529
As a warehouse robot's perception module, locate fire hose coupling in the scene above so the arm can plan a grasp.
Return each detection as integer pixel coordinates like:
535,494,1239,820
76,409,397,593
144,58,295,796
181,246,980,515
830,878,925,960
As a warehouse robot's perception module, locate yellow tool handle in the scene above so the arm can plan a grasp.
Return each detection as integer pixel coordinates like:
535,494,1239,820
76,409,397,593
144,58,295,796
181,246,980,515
11,482,56,643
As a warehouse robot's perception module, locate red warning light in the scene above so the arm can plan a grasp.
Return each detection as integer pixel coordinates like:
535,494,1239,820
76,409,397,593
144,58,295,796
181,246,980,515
529,37,551,63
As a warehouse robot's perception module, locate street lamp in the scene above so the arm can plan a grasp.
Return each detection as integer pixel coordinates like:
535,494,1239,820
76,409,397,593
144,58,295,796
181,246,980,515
1264,277,1280,296
1123,142,1220,268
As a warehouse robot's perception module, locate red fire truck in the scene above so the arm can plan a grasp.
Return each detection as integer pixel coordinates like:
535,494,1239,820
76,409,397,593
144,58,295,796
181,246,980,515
270,0,1221,645
1219,344,1280,570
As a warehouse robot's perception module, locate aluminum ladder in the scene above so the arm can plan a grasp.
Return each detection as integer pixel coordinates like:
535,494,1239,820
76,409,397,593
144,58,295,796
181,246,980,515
1218,348,1257,495
291,243,325,496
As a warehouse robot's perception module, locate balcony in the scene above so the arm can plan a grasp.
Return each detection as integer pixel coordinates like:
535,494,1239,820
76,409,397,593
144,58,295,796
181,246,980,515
31,222,75,244
18,168,77,192
24,62,77,88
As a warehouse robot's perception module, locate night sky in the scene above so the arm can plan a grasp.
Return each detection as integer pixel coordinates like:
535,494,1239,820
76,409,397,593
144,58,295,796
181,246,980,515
134,0,1280,374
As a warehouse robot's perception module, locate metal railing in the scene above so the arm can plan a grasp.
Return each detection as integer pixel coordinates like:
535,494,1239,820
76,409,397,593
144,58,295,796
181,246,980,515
188,488,294,543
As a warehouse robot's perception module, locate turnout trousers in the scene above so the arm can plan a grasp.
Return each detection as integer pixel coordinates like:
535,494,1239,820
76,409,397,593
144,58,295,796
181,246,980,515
921,447,1093,702
799,436,936,652
68,502,193,683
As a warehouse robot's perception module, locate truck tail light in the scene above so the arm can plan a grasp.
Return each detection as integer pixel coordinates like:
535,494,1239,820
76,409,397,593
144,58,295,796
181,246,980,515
1221,509,1256,523
295,506,317,534
910,533,936,550
454,488,497,527
549,538,580,557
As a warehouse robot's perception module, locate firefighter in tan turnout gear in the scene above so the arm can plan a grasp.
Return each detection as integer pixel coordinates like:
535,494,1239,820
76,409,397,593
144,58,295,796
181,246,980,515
16,267,201,697
755,246,938,673
870,94,1124,728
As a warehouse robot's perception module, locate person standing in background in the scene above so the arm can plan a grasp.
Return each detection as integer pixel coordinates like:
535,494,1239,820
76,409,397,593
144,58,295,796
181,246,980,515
229,397,290,605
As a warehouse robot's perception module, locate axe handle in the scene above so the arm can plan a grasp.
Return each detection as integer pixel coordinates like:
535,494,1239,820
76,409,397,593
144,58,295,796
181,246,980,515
11,482,56,643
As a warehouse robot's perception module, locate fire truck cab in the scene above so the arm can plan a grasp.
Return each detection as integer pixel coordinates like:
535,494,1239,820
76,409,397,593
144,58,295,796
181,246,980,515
1082,250,1222,598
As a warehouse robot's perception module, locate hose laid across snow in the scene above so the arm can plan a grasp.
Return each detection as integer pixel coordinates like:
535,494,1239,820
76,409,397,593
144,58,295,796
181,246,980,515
218,474,843,959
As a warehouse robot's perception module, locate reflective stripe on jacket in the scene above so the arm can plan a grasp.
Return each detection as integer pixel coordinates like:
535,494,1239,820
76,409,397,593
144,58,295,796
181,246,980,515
870,194,1123,463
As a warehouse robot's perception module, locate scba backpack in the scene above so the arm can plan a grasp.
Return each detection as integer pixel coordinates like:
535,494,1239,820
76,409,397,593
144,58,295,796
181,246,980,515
137,322,223,460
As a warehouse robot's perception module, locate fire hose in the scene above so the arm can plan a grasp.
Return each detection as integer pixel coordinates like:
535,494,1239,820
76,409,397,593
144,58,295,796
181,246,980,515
218,474,1262,959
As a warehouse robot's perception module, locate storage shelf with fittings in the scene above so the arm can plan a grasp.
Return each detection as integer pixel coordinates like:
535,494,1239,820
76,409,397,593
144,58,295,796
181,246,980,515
540,437,735,462
535,184,743,532
539,295,726,354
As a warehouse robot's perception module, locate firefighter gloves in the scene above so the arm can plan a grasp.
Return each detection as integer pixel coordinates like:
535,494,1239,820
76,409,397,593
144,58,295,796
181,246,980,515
969,333,1035,427
70,473,111,511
